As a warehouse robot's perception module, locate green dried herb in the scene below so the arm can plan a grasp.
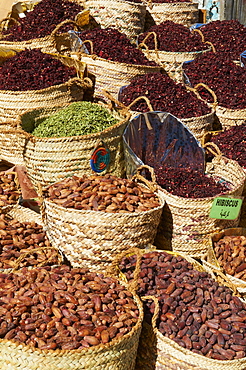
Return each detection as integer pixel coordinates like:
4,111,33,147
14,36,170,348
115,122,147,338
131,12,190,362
31,101,118,138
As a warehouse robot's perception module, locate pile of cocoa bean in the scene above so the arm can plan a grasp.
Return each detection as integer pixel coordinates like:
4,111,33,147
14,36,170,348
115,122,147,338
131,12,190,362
120,251,246,360
0,214,60,269
0,172,20,207
0,265,140,350
44,174,160,213
214,235,246,281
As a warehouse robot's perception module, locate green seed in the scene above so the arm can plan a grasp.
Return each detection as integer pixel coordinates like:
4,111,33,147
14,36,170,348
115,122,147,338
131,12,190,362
31,101,118,138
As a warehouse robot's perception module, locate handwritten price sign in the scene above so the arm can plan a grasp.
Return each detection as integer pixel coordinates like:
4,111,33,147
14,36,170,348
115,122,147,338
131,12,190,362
209,197,243,220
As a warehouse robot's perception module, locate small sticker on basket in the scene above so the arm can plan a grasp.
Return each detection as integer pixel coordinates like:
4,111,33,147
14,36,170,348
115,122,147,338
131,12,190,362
90,142,110,173
209,196,243,220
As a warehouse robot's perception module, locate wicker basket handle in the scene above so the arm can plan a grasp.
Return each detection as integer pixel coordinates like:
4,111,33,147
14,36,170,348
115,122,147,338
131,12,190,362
191,28,205,42
138,31,160,62
191,28,216,52
50,19,80,37
12,246,63,271
187,82,218,109
203,142,222,158
132,164,157,193
0,17,20,28
141,295,160,330
127,96,154,112
101,90,131,120
105,247,143,294
78,39,94,55
204,41,216,53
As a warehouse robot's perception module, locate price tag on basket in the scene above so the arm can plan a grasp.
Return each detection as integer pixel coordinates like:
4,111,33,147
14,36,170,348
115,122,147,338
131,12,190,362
209,196,243,220
90,141,110,173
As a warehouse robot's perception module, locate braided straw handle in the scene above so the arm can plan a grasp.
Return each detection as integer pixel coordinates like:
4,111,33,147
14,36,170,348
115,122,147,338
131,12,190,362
50,19,81,37
187,82,218,110
0,17,20,28
138,31,160,63
203,141,222,158
132,164,157,193
78,39,94,55
12,246,63,271
105,247,143,294
191,29,216,52
141,295,160,330
191,28,205,42
127,96,154,112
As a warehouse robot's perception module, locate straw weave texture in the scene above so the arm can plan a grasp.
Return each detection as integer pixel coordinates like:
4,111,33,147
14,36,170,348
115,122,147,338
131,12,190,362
135,251,210,370
0,0,83,52
181,111,214,141
215,105,246,130
86,0,146,40
0,290,143,370
42,189,165,272
136,321,246,370
146,2,199,27
15,103,130,188
0,53,87,124
77,53,161,100
204,226,246,297
155,155,246,258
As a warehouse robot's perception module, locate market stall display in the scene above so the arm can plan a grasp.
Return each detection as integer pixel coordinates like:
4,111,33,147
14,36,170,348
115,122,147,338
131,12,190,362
0,0,85,52
41,172,164,271
194,20,246,62
119,249,246,369
137,20,213,81
0,264,143,369
0,2,245,369
118,72,215,141
123,112,246,257
67,27,161,98
8,99,130,187
0,205,62,271
204,228,246,297
183,51,246,128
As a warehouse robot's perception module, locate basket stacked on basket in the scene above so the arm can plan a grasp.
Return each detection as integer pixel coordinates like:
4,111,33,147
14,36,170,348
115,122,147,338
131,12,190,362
0,0,86,53
39,169,165,272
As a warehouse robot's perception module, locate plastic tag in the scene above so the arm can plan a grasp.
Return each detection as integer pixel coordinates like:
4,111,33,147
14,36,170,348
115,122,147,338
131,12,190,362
209,196,243,220
90,142,110,173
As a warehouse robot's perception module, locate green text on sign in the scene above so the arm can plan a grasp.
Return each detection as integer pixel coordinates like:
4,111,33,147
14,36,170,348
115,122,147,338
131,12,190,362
209,197,243,220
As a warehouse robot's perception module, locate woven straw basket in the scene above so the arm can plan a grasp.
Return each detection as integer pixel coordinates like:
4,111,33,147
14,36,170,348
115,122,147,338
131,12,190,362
119,92,215,143
86,0,146,41
10,100,130,188
202,227,246,298
69,43,161,99
0,0,86,53
144,1,199,28
136,299,246,370
154,143,246,259
0,204,63,272
138,31,213,83
0,273,143,370
201,131,246,229
215,105,246,130
183,80,246,130
131,249,244,370
40,170,165,272
0,51,89,126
